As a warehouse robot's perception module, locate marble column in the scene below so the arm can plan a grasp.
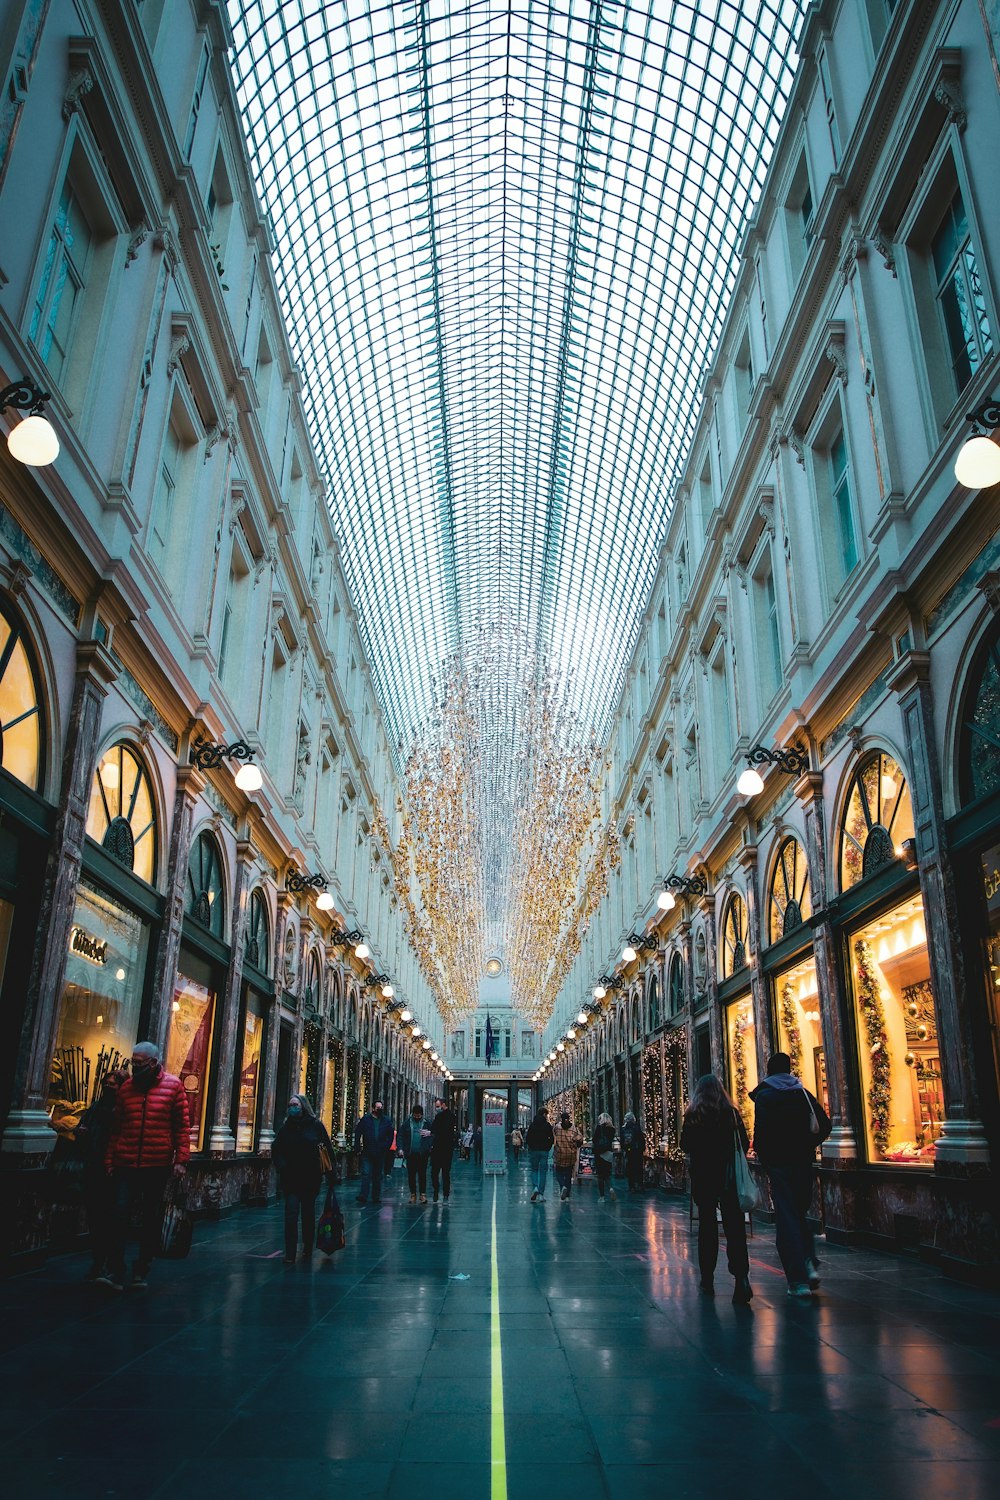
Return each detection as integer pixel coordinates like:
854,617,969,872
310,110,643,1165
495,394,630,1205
888,651,990,1166
146,762,206,1054
208,835,255,1155
797,769,857,1160
739,842,775,1069
258,891,294,1152
2,641,117,1154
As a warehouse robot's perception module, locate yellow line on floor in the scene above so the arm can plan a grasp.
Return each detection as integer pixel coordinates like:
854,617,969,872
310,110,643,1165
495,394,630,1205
490,1177,507,1500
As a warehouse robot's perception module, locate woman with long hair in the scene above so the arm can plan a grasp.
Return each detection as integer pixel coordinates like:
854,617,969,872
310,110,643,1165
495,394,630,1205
680,1074,753,1304
592,1112,617,1202
271,1093,335,1265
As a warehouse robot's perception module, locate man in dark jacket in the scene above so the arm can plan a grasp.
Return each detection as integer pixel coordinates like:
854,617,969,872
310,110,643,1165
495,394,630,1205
750,1052,831,1297
429,1099,458,1202
355,1102,389,1205
102,1041,189,1290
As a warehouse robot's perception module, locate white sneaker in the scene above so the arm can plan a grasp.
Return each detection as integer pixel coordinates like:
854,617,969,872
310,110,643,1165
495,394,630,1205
787,1282,812,1299
805,1259,821,1290
609,1188,617,1202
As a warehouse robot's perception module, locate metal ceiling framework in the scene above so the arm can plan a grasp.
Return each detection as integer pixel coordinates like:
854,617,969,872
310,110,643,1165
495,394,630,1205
227,0,806,998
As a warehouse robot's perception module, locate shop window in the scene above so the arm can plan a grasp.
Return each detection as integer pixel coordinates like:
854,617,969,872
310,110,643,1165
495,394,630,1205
774,955,827,1110
768,837,811,944
839,752,914,891
959,624,1000,805
245,888,270,973
668,952,684,1017
236,1001,264,1151
721,893,748,978
186,830,226,938
849,895,944,1164
167,952,217,1152
725,996,757,1134
48,879,149,1136
0,601,44,791
86,743,157,886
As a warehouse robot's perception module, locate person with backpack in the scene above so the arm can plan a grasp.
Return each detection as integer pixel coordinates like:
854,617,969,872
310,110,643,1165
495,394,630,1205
680,1074,753,1304
526,1107,555,1201
750,1052,831,1297
398,1102,433,1203
271,1093,336,1264
622,1110,646,1192
592,1113,617,1202
552,1113,583,1200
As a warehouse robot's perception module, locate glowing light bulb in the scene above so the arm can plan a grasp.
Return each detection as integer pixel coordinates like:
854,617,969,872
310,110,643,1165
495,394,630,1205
955,434,1000,489
234,761,263,792
657,888,676,911
316,890,334,910
737,767,765,797
8,413,59,466
593,985,606,1000
400,1009,412,1022
622,945,637,963
100,759,120,790
382,984,394,998
576,1012,588,1025
355,942,370,960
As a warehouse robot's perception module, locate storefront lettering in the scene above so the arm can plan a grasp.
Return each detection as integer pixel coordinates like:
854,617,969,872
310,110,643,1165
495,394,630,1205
982,843,1000,915
69,926,108,965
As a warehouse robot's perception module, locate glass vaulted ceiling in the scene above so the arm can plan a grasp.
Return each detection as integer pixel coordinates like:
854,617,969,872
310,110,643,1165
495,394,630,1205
228,0,806,759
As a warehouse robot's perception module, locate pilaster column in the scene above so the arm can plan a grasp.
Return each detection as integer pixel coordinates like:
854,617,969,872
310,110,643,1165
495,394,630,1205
888,651,990,1166
738,843,774,1069
147,763,206,1054
208,836,255,1154
2,641,117,1153
797,769,857,1159
258,891,294,1151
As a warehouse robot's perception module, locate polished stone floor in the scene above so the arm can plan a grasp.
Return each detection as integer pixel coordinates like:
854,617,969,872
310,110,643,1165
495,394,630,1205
2,1155,1000,1499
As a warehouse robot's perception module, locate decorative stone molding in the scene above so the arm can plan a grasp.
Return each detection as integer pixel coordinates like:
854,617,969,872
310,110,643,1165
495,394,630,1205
62,66,94,120
871,230,896,277
933,77,967,131
976,569,1000,616
825,324,848,386
166,331,190,377
125,223,149,267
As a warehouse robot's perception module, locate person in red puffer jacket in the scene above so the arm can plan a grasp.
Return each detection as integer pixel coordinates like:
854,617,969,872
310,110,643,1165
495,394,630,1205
100,1041,190,1291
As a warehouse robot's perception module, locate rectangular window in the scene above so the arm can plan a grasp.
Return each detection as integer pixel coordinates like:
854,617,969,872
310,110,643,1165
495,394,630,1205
167,958,218,1153
184,48,209,160
829,430,859,576
931,188,993,394
29,182,93,381
752,553,782,701
236,1004,264,1151
149,418,182,568
818,49,841,166
218,599,233,682
725,996,757,1137
774,957,828,1112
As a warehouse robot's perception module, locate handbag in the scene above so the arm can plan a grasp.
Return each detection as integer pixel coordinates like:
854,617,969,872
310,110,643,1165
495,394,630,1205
732,1118,758,1213
804,1091,822,1136
316,1184,346,1255
318,1141,333,1175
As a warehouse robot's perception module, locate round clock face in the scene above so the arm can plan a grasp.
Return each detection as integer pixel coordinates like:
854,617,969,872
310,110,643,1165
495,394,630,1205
485,957,504,977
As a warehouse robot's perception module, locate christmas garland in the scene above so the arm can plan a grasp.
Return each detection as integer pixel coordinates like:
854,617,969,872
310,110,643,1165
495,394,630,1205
854,938,892,1156
779,981,803,1080
661,1031,689,1161
732,1021,753,1134
642,1044,663,1157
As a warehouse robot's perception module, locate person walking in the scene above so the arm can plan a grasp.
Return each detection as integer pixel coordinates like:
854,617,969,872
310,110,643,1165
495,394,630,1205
76,1065,128,1279
101,1041,189,1291
429,1098,458,1202
680,1074,753,1304
473,1124,483,1166
271,1094,336,1264
592,1113,617,1202
526,1106,554,1201
460,1124,474,1161
377,1102,395,1180
622,1110,646,1193
354,1101,386,1205
552,1113,583,1200
750,1052,831,1297
399,1103,432,1203
510,1126,523,1164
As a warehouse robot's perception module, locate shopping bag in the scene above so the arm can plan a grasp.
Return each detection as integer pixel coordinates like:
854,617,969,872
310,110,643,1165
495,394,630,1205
316,1184,346,1255
158,1194,194,1259
732,1132,758,1213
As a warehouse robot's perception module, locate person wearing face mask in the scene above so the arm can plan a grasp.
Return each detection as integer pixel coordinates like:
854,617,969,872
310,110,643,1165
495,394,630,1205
76,1066,128,1281
271,1094,337,1264
101,1041,189,1291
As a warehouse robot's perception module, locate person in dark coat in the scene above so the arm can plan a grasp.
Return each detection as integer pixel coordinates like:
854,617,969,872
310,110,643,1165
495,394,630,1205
429,1099,458,1202
354,1101,388,1205
398,1103,432,1203
750,1052,831,1297
271,1093,335,1263
622,1111,646,1192
680,1074,752,1304
526,1107,554,1201
473,1124,483,1165
591,1113,617,1202
76,1066,128,1279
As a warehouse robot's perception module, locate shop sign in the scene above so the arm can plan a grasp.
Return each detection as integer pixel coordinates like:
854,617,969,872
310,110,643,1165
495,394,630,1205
982,841,1000,916
69,925,108,965
577,1144,595,1177
483,1106,507,1174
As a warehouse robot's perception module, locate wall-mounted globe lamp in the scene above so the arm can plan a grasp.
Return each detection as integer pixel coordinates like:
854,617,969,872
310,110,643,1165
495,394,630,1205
576,1012,588,1026
286,870,335,910
400,1009,413,1022
736,743,808,797
955,398,1000,488
623,932,657,962
190,735,263,792
1,380,59,466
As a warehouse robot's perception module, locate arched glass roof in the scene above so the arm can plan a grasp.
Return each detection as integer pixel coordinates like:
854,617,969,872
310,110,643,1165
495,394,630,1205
228,0,806,768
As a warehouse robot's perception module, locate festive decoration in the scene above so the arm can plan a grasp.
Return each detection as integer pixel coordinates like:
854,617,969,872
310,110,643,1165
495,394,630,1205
854,938,892,1156
732,1018,752,1134
779,981,803,1080
661,1029,689,1163
573,1082,591,1138
641,1043,663,1159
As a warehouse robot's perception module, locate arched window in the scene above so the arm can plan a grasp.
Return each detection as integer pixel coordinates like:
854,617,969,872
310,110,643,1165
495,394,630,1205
0,599,44,791
245,889,270,973
668,952,684,1016
647,974,660,1032
839,752,914,891
186,831,226,938
768,837,811,944
722,893,748,978
959,623,1000,804
304,950,322,1015
87,742,157,885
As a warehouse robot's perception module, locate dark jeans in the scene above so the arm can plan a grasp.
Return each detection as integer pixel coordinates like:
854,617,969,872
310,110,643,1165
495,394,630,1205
407,1154,428,1196
108,1166,172,1278
431,1151,453,1198
358,1153,384,1202
84,1168,116,1269
694,1186,750,1281
595,1157,613,1197
554,1163,574,1196
768,1164,815,1285
626,1150,644,1191
284,1187,319,1257
474,1144,483,1165
528,1149,548,1195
